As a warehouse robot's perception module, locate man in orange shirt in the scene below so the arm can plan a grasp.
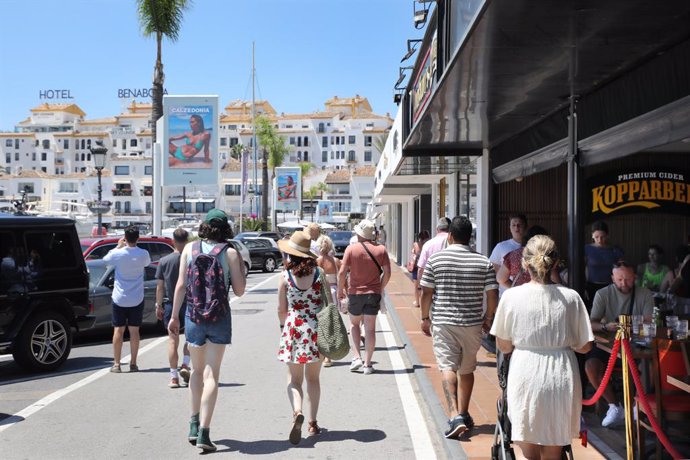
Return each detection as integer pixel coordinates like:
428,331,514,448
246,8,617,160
338,220,391,375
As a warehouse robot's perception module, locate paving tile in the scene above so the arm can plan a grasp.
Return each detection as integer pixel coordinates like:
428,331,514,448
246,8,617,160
386,264,605,459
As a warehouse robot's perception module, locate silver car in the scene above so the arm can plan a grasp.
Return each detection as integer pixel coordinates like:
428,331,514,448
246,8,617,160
82,260,160,332
228,239,252,277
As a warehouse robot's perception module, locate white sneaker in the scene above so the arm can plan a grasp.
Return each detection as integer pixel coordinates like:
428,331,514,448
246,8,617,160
349,357,363,372
362,365,374,375
602,404,625,427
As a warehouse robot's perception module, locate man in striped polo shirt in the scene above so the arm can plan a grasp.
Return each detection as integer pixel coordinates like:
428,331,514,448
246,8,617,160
419,216,498,439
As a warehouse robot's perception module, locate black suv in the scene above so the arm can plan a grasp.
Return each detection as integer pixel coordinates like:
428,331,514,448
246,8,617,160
0,215,90,372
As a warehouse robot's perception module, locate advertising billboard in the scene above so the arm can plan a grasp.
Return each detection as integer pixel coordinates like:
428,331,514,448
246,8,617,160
274,167,301,212
162,95,219,186
317,200,333,223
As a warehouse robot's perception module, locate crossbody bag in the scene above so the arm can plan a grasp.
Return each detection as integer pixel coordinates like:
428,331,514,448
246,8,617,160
360,242,384,282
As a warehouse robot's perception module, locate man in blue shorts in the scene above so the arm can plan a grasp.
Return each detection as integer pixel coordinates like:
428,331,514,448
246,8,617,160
156,228,191,388
103,226,151,373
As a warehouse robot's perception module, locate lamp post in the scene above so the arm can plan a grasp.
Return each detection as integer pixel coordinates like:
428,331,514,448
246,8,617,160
90,142,108,236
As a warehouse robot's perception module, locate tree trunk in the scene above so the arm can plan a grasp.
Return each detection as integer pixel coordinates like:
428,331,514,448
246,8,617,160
261,148,269,230
151,33,164,147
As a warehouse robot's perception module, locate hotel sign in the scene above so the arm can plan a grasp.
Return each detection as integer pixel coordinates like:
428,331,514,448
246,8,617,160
39,89,74,99
411,32,438,124
588,170,690,218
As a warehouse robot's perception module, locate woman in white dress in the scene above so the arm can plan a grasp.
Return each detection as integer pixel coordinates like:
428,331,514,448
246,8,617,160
490,235,593,460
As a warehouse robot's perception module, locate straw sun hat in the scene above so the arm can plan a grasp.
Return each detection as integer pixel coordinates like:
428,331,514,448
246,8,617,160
278,231,318,259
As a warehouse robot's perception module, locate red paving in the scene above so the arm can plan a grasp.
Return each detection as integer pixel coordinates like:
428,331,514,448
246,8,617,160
385,264,605,459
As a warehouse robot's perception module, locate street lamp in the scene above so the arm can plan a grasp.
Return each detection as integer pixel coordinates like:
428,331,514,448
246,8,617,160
90,141,108,236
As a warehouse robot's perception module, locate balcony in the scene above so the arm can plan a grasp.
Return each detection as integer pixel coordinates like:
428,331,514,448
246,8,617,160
112,188,132,196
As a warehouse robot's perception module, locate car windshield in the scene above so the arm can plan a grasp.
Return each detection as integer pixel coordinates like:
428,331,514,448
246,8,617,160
87,263,108,289
330,231,352,240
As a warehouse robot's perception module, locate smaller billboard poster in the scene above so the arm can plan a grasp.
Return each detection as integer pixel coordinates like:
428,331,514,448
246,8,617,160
274,167,301,212
587,170,690,220
316,201,333,223
163,95,219,186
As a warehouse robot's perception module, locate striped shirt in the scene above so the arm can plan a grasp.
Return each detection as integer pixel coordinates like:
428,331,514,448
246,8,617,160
420,244,498,326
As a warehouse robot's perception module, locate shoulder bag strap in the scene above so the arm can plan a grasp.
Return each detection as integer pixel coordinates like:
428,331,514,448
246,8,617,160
511,267,524,288
319,268,334,305
360,242,383,275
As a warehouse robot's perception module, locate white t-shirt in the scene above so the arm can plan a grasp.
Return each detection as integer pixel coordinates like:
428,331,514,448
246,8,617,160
103,246,151,307
489,238,522,296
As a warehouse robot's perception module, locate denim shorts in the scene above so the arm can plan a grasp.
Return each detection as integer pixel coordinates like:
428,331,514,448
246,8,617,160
112,301,144,327
348,293,382,316
184,311,232,346
163,302,186,331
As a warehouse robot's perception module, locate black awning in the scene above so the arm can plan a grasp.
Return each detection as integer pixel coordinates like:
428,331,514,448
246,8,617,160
403,0,690,159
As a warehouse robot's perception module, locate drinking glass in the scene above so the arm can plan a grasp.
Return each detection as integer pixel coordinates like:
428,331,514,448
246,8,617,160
676,319,688,340
632,315,643,336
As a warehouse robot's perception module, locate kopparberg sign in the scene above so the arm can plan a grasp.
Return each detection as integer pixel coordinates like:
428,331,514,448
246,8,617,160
589,170,689,218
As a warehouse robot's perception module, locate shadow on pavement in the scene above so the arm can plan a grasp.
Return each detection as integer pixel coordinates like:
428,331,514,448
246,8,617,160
458,424,495,440
216,428,386,454
0,413,25,425
0,356,113,383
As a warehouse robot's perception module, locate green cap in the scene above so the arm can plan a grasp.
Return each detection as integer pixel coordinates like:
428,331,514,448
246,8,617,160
205,208,228,224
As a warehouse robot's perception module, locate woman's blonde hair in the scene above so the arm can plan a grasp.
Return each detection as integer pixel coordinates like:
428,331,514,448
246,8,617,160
522,234,559,283
316,235,333,255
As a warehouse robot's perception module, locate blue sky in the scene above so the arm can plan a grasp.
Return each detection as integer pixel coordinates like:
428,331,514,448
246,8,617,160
0,0,422,131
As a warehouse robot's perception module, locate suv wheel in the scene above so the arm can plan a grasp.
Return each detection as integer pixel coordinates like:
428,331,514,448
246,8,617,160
263,256,276,273
13,311,73,372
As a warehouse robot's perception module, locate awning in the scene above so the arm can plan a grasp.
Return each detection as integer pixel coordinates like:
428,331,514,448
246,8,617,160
402,0,690,160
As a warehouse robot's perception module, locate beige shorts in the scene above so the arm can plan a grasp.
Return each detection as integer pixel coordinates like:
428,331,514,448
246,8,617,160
431,324,483,374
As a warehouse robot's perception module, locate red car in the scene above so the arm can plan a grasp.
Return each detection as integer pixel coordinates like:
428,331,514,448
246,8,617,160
80,236,175,262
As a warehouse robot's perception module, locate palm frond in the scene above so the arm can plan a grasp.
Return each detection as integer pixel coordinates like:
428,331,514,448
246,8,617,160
136,0,191,41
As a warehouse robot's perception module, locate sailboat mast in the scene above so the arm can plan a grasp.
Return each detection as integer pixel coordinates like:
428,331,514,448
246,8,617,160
251,41,258,218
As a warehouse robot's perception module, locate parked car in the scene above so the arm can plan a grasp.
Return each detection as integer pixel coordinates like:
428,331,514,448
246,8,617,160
235,237,283,272
235,231,284,242
330,231,354,258
226,239,252,277
81,236,174,262
82,260,160,332
0,215,90,372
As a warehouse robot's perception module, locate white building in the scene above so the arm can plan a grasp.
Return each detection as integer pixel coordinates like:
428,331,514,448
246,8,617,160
0,96,391,231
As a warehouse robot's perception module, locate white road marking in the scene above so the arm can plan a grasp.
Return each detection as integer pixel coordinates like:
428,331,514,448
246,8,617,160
379,305,436,459
0,273,281,433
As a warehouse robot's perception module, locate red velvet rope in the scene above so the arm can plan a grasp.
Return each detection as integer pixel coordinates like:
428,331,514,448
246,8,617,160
621,339,683,460
582,338,621,406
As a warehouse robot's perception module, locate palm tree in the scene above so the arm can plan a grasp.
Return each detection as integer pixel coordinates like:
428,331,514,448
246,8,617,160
256,115,290,229
373,133,388,155
230,143,244,160
136,0,191,146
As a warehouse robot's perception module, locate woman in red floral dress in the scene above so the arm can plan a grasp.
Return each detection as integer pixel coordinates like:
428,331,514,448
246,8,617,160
277,231,327,445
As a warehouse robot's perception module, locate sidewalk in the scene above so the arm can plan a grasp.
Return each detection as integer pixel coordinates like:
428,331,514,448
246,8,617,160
384,264,606,460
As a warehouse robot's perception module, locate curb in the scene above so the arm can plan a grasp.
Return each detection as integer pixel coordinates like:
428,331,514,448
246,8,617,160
383,290,468,460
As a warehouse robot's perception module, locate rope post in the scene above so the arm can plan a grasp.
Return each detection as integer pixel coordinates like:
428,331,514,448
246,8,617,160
618,315,634,460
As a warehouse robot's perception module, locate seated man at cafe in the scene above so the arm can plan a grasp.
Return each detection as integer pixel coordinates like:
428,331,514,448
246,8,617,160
585,261,654,427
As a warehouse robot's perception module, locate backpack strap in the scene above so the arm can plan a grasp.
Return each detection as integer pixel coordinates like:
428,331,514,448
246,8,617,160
207,242,228,257
191,240,202,258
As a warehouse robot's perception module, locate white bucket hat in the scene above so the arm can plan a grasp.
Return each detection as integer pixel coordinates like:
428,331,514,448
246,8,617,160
354,220,376,241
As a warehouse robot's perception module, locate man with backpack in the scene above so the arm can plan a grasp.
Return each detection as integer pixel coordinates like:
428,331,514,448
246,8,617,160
103,225,151,373
155,228,191,388
168,209,245,452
